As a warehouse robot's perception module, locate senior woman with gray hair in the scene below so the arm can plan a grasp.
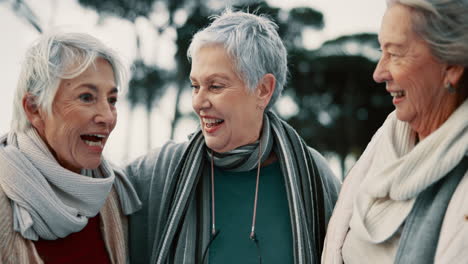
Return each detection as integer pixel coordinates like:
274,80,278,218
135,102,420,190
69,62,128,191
127,10,340,264
322,0,468,263
0,32,141,263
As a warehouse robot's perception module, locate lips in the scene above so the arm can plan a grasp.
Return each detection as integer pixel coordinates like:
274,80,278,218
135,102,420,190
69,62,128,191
388,89,406,105
201,116,224,133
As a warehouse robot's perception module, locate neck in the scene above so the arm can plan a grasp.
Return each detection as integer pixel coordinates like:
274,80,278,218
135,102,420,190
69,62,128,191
412,95,461,141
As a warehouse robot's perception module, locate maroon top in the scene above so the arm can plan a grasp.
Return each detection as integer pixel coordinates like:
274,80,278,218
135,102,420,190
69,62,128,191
33,214,112,264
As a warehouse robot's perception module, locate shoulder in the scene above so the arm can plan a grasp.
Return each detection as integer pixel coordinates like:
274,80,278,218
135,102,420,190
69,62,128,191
307,147,341,190
125,141,189,180
436,169,468,263
0,185,12,232
124,141,189,200
0,187,40,263
125,141,189,263
0,185,15,259
306,147,341,219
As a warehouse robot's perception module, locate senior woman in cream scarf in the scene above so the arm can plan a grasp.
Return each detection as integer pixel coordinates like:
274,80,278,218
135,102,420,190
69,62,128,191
322,0,468,263
0,32,141,263
126,10,341,264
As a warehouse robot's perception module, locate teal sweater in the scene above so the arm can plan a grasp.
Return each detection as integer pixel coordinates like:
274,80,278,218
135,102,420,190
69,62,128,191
209,162,293,263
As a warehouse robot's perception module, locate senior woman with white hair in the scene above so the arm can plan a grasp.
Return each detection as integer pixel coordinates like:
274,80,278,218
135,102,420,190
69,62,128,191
127,10,340,264
0,32,141,263
322,0,468,263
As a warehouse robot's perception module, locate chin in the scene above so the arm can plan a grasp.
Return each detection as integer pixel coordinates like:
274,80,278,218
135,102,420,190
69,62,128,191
82,159,102,170
205,140,227,153
395,110,412,123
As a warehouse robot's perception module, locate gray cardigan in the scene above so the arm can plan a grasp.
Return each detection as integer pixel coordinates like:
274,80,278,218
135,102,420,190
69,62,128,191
126,141,341,264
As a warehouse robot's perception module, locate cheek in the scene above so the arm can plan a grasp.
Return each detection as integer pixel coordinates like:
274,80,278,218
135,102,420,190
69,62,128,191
111,111,118,130
47,114,82,142
235,101,259,127
52,124,76,144
393,64,423,89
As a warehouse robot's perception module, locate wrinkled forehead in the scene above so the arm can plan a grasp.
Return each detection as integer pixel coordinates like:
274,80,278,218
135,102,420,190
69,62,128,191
378,4,415,46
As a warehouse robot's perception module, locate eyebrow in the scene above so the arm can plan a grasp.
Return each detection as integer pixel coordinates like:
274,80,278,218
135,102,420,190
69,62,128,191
189,73,231,82
382,43,405,49
81,84,118,94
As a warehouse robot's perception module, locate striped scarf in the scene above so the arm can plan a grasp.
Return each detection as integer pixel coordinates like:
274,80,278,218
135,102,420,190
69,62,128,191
153,111,326,264
0,128,141,241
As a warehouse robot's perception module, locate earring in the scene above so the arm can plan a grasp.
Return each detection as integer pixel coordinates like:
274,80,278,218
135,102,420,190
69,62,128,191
445,82,456,93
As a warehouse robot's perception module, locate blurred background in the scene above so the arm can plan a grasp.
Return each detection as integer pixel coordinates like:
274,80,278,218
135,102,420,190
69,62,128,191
0,0,394,179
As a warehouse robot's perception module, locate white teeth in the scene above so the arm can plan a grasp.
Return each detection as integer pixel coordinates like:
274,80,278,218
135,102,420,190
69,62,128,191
202,118,223,124
390,91,405,97
84,140,103,147
88,134,106,138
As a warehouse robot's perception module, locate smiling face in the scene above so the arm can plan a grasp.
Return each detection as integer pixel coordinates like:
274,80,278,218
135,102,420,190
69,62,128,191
190,44,266,153
373,4,462,139
30,57,118,173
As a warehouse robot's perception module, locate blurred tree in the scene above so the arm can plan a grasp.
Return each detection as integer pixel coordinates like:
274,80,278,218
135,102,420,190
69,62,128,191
79,0,154,21
287,34,393,177
128,60,167,150
7,0,42,33
170,5,211,139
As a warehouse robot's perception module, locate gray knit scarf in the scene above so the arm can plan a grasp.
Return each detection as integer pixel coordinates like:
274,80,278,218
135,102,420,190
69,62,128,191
153,111,325,264
0,128,142,241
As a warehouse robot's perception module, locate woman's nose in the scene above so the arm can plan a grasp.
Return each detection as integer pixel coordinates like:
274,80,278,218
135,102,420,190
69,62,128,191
192,88,211,111
94,100,116,127
373,57,391,83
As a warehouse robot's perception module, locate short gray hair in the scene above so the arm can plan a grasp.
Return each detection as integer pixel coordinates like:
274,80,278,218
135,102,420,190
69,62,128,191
187,10,288,110
11,31,128,132
387,0,468,67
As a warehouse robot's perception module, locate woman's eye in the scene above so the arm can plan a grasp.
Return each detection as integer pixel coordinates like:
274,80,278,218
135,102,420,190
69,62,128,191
191,84,200,93
108,97,118,106
79,93,94,103
387,51,400,58
210,85,223,90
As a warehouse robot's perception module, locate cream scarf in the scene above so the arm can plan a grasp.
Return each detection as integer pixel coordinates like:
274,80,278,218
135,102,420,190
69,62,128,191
0,127,141,241
349,99,468,243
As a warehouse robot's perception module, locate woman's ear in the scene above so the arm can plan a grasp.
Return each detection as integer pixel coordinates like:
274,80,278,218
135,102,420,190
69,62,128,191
23,93,45,132
446,64,464,88
256,73,276,108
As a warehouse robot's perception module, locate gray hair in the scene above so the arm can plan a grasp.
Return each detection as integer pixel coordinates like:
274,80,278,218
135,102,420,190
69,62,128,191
387,0,468,68
187,10,288,110
11,31,128,133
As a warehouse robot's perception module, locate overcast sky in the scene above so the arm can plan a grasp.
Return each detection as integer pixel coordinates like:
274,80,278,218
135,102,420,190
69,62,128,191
0,0,387,174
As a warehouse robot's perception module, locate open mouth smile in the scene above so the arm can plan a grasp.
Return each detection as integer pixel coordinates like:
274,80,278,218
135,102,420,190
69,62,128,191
201,117,225,133
80,134,106,148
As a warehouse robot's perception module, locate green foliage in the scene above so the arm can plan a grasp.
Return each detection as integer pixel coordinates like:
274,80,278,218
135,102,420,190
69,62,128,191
174,6,211,85
128,60,166,110
289,7,324,29
287,52,393,161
